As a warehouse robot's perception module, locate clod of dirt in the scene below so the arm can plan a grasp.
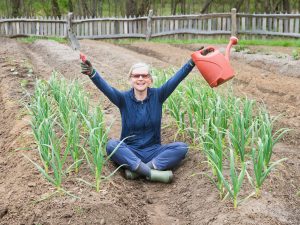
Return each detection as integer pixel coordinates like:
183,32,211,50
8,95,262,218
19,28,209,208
27,182,36,187
100,218,106,225
0,205,8,218
146,197,154,204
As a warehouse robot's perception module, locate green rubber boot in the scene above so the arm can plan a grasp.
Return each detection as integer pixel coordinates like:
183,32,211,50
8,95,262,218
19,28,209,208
149,170,173,183
124,169,140,180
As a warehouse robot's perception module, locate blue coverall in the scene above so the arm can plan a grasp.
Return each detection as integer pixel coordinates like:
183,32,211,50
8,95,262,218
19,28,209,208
90,60,195,171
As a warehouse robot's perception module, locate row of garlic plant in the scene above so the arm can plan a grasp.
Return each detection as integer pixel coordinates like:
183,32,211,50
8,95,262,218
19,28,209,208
27,72,114,193
153,68,288,208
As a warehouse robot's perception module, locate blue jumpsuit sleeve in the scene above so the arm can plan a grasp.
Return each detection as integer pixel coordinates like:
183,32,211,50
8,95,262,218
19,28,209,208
157,60,195,103
90,71,123,108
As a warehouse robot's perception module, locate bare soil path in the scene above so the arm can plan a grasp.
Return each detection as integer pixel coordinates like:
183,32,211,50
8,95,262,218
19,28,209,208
0,38,299,225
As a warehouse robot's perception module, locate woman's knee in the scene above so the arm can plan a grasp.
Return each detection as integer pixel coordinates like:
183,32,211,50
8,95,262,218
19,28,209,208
106,139,120,155
174,142,188,157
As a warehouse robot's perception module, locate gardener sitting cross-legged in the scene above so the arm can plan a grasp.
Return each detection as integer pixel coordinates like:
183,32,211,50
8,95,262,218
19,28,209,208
81,57,195,183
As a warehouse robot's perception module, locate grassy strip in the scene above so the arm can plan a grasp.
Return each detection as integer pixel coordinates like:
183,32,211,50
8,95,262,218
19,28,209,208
111,37,300,48
17,36,67,44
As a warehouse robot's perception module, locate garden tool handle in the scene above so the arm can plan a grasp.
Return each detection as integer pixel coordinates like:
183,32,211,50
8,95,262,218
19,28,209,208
80,53,87,63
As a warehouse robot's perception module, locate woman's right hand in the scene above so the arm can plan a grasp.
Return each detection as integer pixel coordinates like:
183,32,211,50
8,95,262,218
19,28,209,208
81,59,94,77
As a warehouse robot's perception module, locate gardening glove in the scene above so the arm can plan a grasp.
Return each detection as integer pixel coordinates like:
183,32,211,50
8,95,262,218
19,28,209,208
81,59,95,77
189,46,205,66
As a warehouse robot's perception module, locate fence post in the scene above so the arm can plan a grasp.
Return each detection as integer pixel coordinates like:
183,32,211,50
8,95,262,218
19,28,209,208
146,9,153,41
67,12,80,50
67,12,73,38
231,8,237,36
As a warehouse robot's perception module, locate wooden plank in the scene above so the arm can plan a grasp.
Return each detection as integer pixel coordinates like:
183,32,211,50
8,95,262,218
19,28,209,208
30,18,34,35
0,18,68,23
151,29,230,37
227,17,231,31
175,19,179,38
239,30,300,37
4,21,8,36
120,20,124,34
93,20,97,36
111,20,115,35
47,17,51,36
64,16,68,36
103,21,106,35
12,21,15,35
85,18,88,37
124,16,128,34
242,17,246,31
89,18,93,36
274,17,278,32
128,16,133,34
217,17,221,31
16,21,20,34
98,21,102,35
55,17,59,36
24,20,28,36
188,19,192,30
236,13,300,18
295,18,299,33
198,19,202,31
138,19,142,34
284,17,289,33
31,18,34,35
75,16,79,37
170,19,174,31
77,33,146,39
279,18,283,33
184,18,188,30
35,21,39,35
262,16,267,32
155,19,159,34
97,20,101,35
106,20,110,35
268,17,272,31
133,17,137,34
252,16,256,31
222,17,227,31
290,18,294,33
52,17,55,36
161,19,165,32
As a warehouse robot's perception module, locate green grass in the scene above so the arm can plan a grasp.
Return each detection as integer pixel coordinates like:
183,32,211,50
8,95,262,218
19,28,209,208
17,36,67,44
110,37,300,48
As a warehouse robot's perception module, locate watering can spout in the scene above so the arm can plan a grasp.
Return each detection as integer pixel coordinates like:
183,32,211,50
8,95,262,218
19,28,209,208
225,36,238,61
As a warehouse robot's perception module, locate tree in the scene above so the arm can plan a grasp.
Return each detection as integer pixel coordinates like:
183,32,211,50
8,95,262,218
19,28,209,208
201,0,214,13
282,0,291,12
235,0,245,12
11,0,21,17
51,0,61,17
126,0,136,16
137,0,151,16
68,0,73,12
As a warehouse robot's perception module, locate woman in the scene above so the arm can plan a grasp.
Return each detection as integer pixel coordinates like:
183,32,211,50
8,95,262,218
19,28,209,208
81,57,195,183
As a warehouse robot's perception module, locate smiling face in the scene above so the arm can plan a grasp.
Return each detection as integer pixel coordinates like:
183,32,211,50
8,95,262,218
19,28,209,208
129,63,152,93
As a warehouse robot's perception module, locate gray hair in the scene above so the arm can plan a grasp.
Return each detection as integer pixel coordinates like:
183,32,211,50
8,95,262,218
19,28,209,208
128,62,151,77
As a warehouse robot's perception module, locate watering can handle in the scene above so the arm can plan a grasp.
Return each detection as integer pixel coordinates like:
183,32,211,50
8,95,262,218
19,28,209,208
199,46,215,56
225,36,238,61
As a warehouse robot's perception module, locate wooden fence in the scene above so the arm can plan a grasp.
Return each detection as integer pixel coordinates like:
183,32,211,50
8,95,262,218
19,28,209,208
0,9,300,39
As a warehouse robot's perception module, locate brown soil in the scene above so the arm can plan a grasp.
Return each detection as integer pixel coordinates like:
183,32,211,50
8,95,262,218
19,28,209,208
0,38,299,225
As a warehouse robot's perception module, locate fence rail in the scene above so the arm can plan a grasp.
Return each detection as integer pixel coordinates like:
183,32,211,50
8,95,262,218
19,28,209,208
0,9,300,39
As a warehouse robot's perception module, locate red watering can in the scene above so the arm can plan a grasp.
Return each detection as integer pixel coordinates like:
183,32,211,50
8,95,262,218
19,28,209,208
191,36,238,88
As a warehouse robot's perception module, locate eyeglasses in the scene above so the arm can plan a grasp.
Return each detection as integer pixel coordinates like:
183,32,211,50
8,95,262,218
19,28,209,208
130,74,150,79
